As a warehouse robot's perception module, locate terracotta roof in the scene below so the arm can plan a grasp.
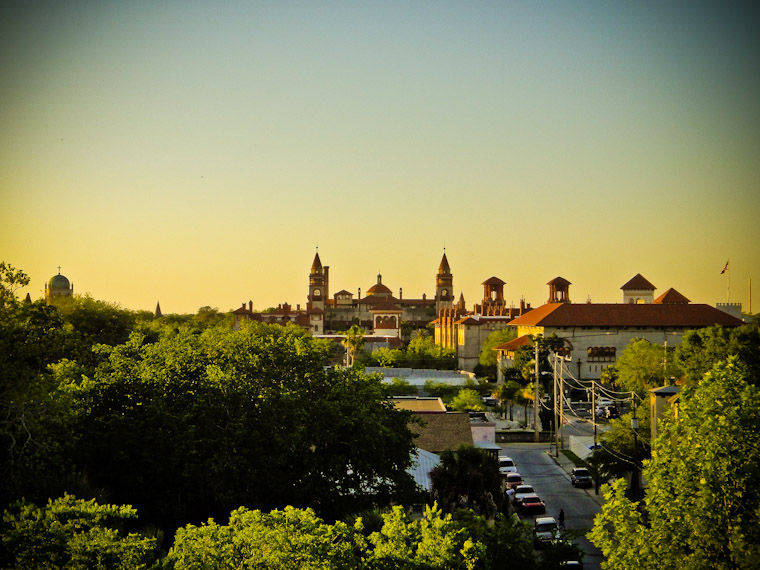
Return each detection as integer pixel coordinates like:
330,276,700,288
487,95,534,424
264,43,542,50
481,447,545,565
369,301,403,312
507,302,744,328
621,273,656,291
547,276,571,286
366,282,392,295
482,276,506,286
411,412,474,453
493,334,532,352
654,288,690,304
333,289,353,297
455,314,513,325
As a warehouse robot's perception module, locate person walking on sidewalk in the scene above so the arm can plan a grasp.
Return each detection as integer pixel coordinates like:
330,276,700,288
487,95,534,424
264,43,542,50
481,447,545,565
558,508,565,530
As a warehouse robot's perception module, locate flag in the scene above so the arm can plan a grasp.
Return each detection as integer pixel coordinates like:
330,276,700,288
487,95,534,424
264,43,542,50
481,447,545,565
720,261,729,274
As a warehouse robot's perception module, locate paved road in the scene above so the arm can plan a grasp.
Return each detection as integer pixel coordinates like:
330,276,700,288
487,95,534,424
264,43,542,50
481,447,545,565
500,443,604,570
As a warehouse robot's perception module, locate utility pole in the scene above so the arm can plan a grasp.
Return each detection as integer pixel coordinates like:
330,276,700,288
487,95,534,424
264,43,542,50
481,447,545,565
592,381,599,495
559,357,565,451
630,394,640,502
554,353,559,457
534,337,540,443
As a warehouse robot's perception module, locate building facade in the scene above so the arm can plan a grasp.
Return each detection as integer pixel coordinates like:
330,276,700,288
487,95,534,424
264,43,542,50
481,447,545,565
497,275,744,383
234,250,454,336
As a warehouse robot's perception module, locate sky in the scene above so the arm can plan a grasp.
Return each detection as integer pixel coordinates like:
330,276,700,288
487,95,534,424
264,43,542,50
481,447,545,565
2,1,759,315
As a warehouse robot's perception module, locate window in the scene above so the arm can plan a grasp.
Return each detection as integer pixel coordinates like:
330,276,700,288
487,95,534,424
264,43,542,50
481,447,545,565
587,346,616,362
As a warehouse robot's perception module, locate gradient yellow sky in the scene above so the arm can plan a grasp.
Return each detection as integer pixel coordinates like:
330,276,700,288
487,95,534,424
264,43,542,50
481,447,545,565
2,2,759,314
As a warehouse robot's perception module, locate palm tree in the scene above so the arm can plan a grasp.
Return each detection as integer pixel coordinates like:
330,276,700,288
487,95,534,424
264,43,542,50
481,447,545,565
341,324,365,367
430,445,502,520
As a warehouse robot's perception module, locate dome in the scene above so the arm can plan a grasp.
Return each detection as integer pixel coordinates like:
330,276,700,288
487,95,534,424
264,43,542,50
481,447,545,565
49,273,71,291
366,274,392,296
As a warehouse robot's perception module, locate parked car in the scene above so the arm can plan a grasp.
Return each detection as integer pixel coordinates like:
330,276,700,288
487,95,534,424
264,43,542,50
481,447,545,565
505,472,524,490
499,456,517,475
533,516,560,548
596,404,619,419
519,493,546,515
570,467,593,488
512,484,535,506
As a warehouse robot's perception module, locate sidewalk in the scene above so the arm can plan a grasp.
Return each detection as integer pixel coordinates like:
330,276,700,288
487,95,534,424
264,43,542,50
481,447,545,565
545,448,606,507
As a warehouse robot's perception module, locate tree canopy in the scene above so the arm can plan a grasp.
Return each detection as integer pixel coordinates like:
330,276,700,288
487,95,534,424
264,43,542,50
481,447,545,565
589,358,760,569
607,338,682,396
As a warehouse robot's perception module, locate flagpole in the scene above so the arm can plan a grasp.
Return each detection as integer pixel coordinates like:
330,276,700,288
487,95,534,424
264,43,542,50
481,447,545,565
720,260,731,303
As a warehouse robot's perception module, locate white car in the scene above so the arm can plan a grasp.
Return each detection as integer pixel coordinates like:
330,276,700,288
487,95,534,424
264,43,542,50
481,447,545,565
512,484,535,506
498,456,517,475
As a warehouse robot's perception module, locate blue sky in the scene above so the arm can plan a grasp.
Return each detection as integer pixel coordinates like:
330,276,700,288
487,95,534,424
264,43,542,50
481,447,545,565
2,1,758,313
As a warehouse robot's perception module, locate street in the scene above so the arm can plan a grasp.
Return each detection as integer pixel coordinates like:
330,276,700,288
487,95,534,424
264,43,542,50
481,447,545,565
500,443,604,570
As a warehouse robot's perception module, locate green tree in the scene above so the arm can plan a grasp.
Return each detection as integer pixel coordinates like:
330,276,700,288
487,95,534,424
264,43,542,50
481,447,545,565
609,338,681,395
0,494,159,570
675,324,760,387
342,324,366,367
430,445,503,519
0,297,77,509
168,506,358,570
449,389,485,412
589,358,760,569
479,328,517,367
587,405,650,487
73,324,417,530
494,380,521,421
406,330,457,369
0,262,29,307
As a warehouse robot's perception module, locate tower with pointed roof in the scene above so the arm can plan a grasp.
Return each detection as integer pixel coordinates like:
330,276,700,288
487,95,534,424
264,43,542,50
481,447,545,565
435,251,454,313
308,250,328,312
621,274,656,304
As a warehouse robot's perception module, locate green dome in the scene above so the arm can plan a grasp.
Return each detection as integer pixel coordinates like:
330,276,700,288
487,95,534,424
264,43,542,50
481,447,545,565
49,273,71,292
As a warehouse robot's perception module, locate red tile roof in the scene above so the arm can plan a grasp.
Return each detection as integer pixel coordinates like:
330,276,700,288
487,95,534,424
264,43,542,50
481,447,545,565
547,276,571,286
621,273,656,291
493,335,532,351
508,302,743,328
482,276,506,286
654,288,690,304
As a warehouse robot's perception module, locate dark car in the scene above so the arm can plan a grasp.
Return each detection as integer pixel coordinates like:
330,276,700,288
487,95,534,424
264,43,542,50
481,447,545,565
570,467,593,488
533,516,560,548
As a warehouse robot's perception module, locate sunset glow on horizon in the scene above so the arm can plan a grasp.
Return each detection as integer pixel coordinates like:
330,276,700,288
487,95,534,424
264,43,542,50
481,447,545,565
2,2,758,315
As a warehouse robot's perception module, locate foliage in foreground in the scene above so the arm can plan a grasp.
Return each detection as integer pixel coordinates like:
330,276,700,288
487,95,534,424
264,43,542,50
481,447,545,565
0,494,159,570
589,358,760,569
2,497,537,570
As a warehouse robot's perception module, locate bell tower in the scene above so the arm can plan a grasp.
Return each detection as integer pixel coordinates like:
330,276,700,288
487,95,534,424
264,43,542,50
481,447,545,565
435,251,454,312
308,250,327,311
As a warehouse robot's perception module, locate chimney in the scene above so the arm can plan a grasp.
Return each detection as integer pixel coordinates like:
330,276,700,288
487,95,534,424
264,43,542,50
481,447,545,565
399,288,403,300
249,300,253,311
358,287,361,300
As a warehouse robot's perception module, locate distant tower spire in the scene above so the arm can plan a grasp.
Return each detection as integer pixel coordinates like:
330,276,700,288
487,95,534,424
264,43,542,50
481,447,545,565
155,302,163,318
